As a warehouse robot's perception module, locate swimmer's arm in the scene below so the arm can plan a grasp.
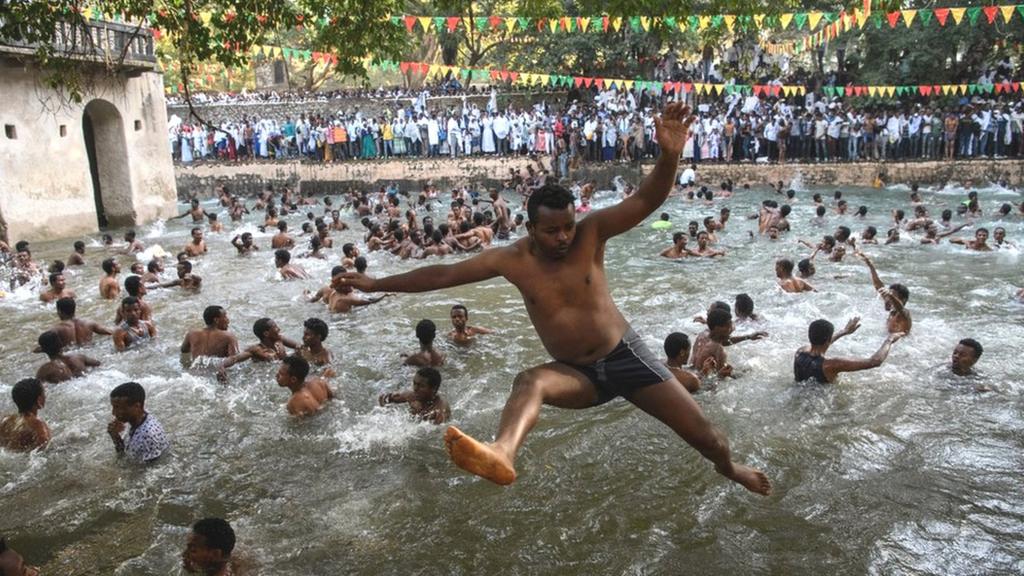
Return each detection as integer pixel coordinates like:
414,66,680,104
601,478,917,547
471,326,494,335
936,224,968,239
340,248,504,293
858,254,884,290
379,391,410,405
280,336,301,350
727,331,767,345
113,330,128,352
180,335,191,354
824,333,902,380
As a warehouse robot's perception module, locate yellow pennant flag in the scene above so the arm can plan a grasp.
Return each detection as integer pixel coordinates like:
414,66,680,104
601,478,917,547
504,17,517,32
958,84,967,94
677,18,687,30
855,8,869,27
548,18,558,33
418,16,432,31
949,7,966,24
940,85,952,95
540,74,549,84
901,10,917,26
885,86,895,97
1000,5,1015,23
698,15,711,30
711,84,723,95
579,17,590,32
611,17,622,31
624,80,634,89
428,64,439,76
640,16,651,30
779,13,793,29
868,86,878,97
808,11,823,30
754,14,765,27
723,15,735,32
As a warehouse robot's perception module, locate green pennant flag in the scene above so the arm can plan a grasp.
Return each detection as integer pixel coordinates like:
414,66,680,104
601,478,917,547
302,50,311,61
433,16,445,31
966,6,981,25
711,15,723,28
1018,5,1024,21
982,84,994,93
824,12,837,23
794,13,807,29
474,16,487,29
688,15,699,29
567,17,576,32
390,16,400,26
871,12,882,28
918,9,933,25
664,16,677,28
895,86,905,95
968,84,978,94
549,74,558,86
518,17,530,30
629,16,641,31
282,47,292,60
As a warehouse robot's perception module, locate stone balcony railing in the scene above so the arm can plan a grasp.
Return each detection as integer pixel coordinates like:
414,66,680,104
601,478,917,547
0,18,157,71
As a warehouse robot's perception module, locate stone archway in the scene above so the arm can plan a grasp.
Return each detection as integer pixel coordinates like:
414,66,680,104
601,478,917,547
82,99,134,229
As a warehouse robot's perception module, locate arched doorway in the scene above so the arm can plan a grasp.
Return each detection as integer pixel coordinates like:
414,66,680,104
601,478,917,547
82,100,134,229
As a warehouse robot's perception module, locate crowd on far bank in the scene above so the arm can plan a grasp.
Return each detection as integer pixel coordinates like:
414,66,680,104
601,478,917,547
169,85,1024,173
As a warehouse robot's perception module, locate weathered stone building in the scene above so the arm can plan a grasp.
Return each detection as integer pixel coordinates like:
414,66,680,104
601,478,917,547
0,20,176,243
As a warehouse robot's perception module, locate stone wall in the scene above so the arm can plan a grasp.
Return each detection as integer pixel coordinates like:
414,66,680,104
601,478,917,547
166,91,569,124
0,65,177,242
175,157,1024,199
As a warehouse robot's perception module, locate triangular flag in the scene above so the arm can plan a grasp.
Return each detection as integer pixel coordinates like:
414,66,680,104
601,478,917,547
935,8,950,26
446,16,460,32
595,78,605,89
754,14,765,27
918,9,933,26
698,15,711,30
983,6,999,23
919,85,931,95
958,84,967,94
966,6,981,25
403,15,416,32
578,17,590,32
868,86,878,97
724,15,735,31
475,16,488,30
794,13,807,29
503,17,516,32
640,16,651,31
573,77,584,88
949,7,966,24
901,10,917,26
508,71,519,82
583,77,593,88
624,80,634,89
488,15,502,29
548,18,558,33
629,16,641,31
808,11,823,29
885,86,895,97
886,12,900,28
1013,82,1021,92
518,17,529,31
1018,5,1024,22
855,8,868,27
1000,5,1015,23
417,16,431,31
779,13,793,28
612,17,622,31
663,16,676,29
432,16,444,31
711,15,723,29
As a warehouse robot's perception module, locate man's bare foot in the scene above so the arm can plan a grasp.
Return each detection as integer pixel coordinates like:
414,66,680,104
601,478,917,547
444,426,516,486
724,463,772,496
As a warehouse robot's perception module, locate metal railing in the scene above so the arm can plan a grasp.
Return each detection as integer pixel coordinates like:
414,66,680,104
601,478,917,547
0,18,156,68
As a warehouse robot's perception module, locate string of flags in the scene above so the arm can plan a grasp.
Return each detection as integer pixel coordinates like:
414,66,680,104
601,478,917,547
821,82,1024,98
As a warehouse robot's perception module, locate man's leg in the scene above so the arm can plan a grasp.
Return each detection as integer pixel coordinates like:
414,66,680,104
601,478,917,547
624,378,772,495
445,362,599,485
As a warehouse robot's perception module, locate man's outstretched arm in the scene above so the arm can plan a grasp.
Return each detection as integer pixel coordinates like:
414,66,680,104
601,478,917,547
590,103,694,241
338,246,504,294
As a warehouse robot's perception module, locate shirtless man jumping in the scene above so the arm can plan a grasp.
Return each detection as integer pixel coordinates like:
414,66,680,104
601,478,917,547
337,103,770,494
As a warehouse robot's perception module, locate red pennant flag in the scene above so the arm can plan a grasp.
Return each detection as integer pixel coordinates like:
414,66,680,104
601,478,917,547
919,86,931,96
490,70,501,80
488,15,502,29
933,85,941,94
772,86,781,97
595,78,605,89
403,16,416,32
446,17,459,32
983,6,998,23
536,18,546,32
995,83,1005,94
583,77,593,88
152,28,162,40
886,12,900,28
509,71,519,82
1013,82,1021,92
934,8,949,26
399,61,411,73
500,70,510,81
856,86,867,96
753,85,764,96
602,16,609,32
845,86,854,96
674,82,683,93
573,76,584,88
416,63,427,74
681,83,692,93
560,17,569,31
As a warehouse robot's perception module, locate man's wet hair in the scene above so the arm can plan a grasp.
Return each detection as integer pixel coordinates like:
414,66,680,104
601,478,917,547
277,221,288,231
102,258,117,274
664,332,690,358
889,283,910,303
895,209,905,220
822,235,836,247
192,518,236,557
110,381,145,405
12,378,43,413
282,355,310,382
865,226,878,237
56,297,76,317
451,304,468,317
38,331,62,357
147,260,160,272
776,258,794,274
812,193,822,202
121,296,139,310
342,243,356,257
959,338,983,358
659,212,670,221
672,231,686,243
415,319,437,344
331,265,346,277
835,226,851,241
780,205,792,216
203,305,224,326
526,183,575,222
124,275,142,296
304,318,328,341
735,294,754,316
74,240,86,250
178,260,193,273
976,227,989,236
253,318,274,339
354,256,367,273
275,249,291,264
786,189,795,198
417,366,442,391
816,206,826,217
707,308,732,330
857,206,868,216
48,272,62,286
808,319,835,346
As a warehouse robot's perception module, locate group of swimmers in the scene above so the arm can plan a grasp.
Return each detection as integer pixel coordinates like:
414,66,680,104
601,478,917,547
0,103,1019,571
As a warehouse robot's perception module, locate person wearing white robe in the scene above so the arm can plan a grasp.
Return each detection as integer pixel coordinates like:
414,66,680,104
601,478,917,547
481,113,496,154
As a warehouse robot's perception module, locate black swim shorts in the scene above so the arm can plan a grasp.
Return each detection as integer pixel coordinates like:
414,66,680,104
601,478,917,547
568,327,673,405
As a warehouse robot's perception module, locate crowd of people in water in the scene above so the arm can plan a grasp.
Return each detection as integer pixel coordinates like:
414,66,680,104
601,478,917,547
170,82,1024,170
4,102,1023,571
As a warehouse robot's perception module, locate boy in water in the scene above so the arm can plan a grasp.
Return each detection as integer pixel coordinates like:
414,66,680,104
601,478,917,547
113,297,157,351
379,366,451,424
0,378,51,451
733,294,762,322
660,232,695,259
218,318,299,381
182,518,248,576
39,272,75,303
35,330,100,383
448,304,493,345
403,319,446,366
951,338,983,376
336,103,770,494
181,306,239,360
231,233,258,255
794,318,903,383
274,249,309,280
776,258,816,293
690,308,737,378
99,258,121,300
298,317,333,370
277,355,333,417
663,333,701,393
855,252,912,334
49,297,113,347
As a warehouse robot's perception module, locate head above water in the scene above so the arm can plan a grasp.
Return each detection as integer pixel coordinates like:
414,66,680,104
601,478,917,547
734,294,754,317
12,378,44,414
664,332,691,361
415,319,437,345
203,305,226,328
952,338,983,374
525,183,576,259
808,319,835,346
183,517,236,574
